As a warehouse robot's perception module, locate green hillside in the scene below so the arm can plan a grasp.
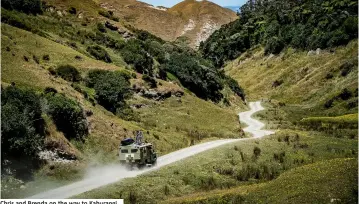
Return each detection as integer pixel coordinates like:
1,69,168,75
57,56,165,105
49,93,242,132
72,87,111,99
166,158,358,204
200,0,357,68
76,130,357,203
0,0,246,198
1,0,357,202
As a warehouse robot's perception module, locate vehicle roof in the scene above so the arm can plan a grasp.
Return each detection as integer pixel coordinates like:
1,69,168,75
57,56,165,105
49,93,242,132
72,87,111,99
120,143,153,148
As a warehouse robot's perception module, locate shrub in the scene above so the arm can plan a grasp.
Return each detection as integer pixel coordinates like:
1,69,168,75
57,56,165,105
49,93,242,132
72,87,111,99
142,74,157,88
99,10,111,18
44,87,58,95
56,65,81,82
144,40,166,63
97,23,106,33
163,52,224,102
1,86,45,158
111,16,120,22
265,37,285,55
1,86,45,179
253,146,261,158
2,0,43,15
42,54,50,61
48,67,57,76
200,0,357,67
85,70,133,120
340,61,355,77
105,21,118,31
272,79,283,88
87,45,112,63
226,77,245,101
325,73,334,79
45,93,88,140
339,88,352,100
324,98,334,109
120,39,154,75
68,7,77,15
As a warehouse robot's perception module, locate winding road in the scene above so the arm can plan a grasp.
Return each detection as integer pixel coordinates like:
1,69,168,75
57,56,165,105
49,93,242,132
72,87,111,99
28,101,274,199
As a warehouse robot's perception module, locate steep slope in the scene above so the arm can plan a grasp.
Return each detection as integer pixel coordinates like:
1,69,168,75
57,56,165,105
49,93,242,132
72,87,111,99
225,41,358,120
1,0,245,195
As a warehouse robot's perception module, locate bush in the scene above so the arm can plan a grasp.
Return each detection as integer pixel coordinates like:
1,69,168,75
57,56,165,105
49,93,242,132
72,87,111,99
226,77,245,101
142,74,157,88
163,52,224,102
1,86,45,179
339,88,352,100
340,61,355,77
43,54,50,61
45,93,88,140
97,23,106,33
2,0,43,14
99,10,111,18
48,67,57,76
265,37,285,55
68,7,77,15
2,86,45,157
120,39,154,75
85,70,134,120
44,87,58,95
253,146,261,158
144,40,166,63
56,65,82,82
324,98,334,109
87,45,112,63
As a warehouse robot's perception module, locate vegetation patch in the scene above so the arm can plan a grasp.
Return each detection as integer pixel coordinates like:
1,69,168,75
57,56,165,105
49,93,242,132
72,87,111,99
300,114,358,130
1,86,46,180
201,0,358,67
56,65,82,82
86,45,112,63
45,93,89,141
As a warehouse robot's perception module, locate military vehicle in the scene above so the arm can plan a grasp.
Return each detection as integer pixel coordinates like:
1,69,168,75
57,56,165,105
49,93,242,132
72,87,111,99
119,131,157,169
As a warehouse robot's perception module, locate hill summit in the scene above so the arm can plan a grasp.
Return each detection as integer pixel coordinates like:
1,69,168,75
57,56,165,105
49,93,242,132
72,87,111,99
98,0,237,48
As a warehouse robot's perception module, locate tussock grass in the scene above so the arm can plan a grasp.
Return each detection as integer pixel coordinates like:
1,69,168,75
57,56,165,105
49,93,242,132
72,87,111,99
75,130,357,203
166,158,358,204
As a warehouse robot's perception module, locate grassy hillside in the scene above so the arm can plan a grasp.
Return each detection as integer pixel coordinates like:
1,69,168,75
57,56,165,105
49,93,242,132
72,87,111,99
1,7,245,197
166,158,358,204
75,129,357,203
226,41,358,119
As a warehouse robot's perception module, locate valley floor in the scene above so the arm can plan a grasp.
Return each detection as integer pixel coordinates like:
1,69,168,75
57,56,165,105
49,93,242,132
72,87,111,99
72,101,357,204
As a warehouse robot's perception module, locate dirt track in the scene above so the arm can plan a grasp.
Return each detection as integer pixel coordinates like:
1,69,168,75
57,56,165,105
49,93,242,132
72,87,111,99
28,101,274,199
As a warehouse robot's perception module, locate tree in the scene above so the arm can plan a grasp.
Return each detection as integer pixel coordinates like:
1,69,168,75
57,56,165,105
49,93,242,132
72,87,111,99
1,86,45,157
120,39,154,75
45,93,88,141
1,86,45,179
2,0,43,15
86,70,134,120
